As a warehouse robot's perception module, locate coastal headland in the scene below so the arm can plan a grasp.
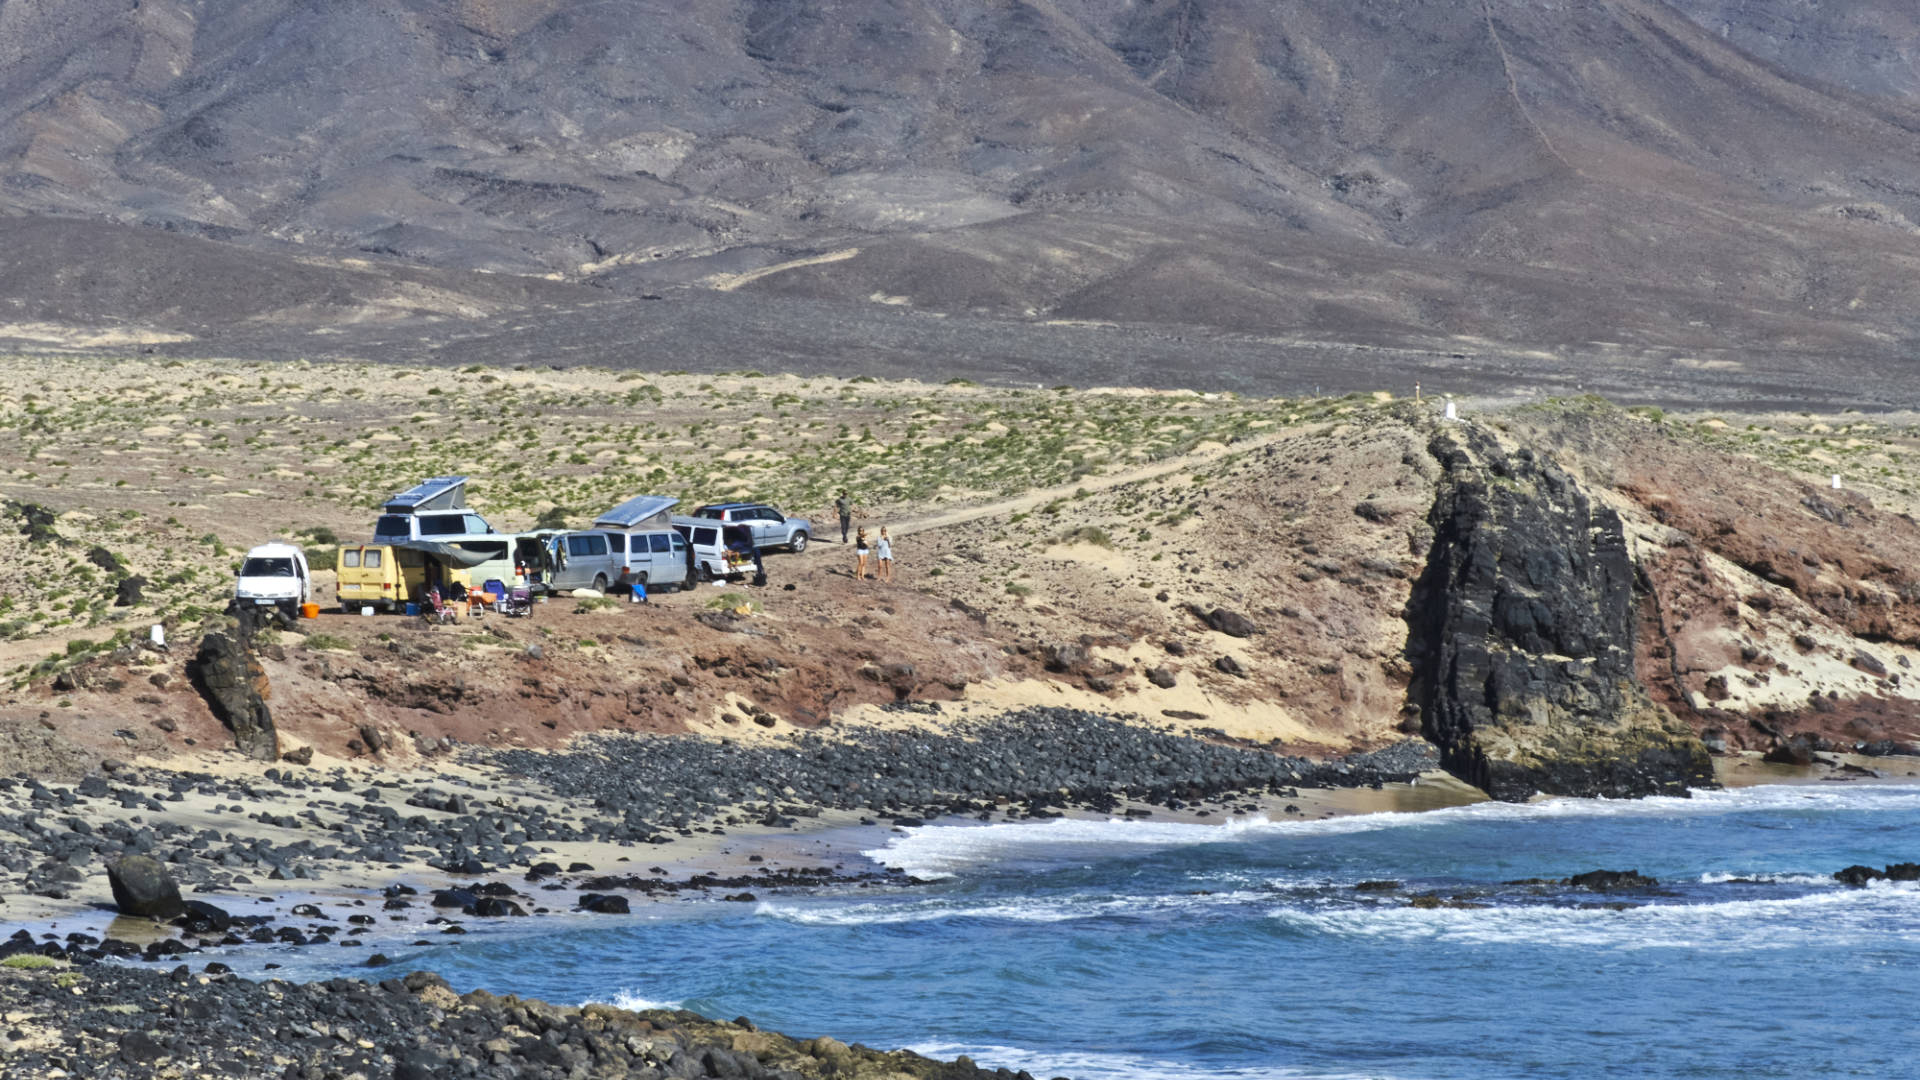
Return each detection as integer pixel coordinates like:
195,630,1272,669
4,355,1920,1075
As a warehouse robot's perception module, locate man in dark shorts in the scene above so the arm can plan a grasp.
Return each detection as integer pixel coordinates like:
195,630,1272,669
835,491,855,543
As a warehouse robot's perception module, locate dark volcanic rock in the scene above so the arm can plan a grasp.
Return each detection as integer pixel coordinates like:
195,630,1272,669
113,574,147,607
578,893,631,914
1565,869,1659,890
1834,864,1885,886
107,855,186,918
6,500,58,544
1763,736,1819,767
1404,425,1712,801
1194,606,1259,638
189,629,278,761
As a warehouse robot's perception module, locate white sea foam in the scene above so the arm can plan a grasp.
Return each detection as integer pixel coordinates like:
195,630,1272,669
1696,870,1834,886
864,785,1920,878
1268,880,1920,950
595,989,684,1012
908,1042,1401,1080
754,889,1266,927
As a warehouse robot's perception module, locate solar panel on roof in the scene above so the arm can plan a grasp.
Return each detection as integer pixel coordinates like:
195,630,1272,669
383,476,468,513
593,494,679,529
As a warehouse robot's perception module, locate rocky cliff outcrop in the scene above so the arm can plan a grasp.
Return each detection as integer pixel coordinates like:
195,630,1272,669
1405,424,1711,801
190,621,278,762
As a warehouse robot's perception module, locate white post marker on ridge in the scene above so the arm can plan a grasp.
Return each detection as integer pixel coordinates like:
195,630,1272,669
1444,399,1458,422
1832,474,1842,490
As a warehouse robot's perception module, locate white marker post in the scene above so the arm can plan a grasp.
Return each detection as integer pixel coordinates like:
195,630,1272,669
1444,399,1458,422
1832,474,1842,490
149,624,166,650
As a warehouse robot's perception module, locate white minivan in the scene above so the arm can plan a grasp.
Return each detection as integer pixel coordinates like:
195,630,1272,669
550,529,691,594
234,543,312,614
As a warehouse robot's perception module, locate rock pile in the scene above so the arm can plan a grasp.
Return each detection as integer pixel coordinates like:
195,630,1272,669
0,964,1027,1079
497,707,1429,827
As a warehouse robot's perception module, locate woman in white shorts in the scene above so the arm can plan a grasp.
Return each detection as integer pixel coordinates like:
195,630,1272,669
876,527,893,582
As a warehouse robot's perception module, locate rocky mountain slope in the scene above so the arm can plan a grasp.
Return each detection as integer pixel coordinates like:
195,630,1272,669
4,2,1920,402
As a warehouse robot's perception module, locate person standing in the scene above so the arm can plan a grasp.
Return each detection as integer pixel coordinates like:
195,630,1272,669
835,490,856,543
854,527,871,580
876,527,894,583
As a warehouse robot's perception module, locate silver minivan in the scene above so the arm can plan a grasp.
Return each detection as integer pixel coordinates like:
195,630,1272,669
551,529,691,593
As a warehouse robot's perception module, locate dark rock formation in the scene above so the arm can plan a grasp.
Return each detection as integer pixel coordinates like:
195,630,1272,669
107,855,186,918
6,500,58,544
1191,606,1259,638
113,574,146,607
189,628,279,761
1834,862,1920,886
1565,869,1659,890
1405,424,1712,801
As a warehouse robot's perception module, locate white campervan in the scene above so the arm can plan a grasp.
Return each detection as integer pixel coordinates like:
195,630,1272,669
234,543,312,614
548,495,693,594
370,476,495,542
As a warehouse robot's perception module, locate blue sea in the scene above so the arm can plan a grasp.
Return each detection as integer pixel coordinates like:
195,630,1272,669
248,783,1920,1079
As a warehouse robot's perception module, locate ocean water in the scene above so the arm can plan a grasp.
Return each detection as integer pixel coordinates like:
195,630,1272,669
297,784,1920,1079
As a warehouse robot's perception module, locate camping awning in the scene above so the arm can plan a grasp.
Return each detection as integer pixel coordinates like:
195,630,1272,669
393,540,494,568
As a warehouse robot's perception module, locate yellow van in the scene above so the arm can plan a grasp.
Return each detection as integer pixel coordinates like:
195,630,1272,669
335,544,429,612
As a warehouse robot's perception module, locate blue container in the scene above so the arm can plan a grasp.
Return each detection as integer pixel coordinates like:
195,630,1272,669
404,603,420,617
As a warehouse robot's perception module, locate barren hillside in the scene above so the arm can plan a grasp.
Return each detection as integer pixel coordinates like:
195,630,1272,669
6,356,1919,798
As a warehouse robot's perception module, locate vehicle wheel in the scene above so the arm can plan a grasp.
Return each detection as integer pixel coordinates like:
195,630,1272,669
696,564,714,583
339,604,353,615
592,573,609,594
788,531,808,553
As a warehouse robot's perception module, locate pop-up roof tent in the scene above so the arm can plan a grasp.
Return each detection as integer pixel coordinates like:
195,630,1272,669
383,476,468,515
593,495,679,531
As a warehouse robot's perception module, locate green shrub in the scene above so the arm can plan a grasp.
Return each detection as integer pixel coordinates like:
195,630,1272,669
304,633,353,651
1,954,66,969
575,596,618,613
1058,526,1113,548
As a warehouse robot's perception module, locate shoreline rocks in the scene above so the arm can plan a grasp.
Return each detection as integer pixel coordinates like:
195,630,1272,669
493,707,1435,828
0,964,1033,1080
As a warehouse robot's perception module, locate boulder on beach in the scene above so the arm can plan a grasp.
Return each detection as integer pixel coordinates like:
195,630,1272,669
108,855,186,918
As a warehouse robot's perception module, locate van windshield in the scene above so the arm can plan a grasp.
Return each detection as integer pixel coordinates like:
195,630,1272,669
373,515,410,539
240,557,296,578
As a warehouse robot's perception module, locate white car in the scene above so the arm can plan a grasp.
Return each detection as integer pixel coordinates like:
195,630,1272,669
234,543,312,614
